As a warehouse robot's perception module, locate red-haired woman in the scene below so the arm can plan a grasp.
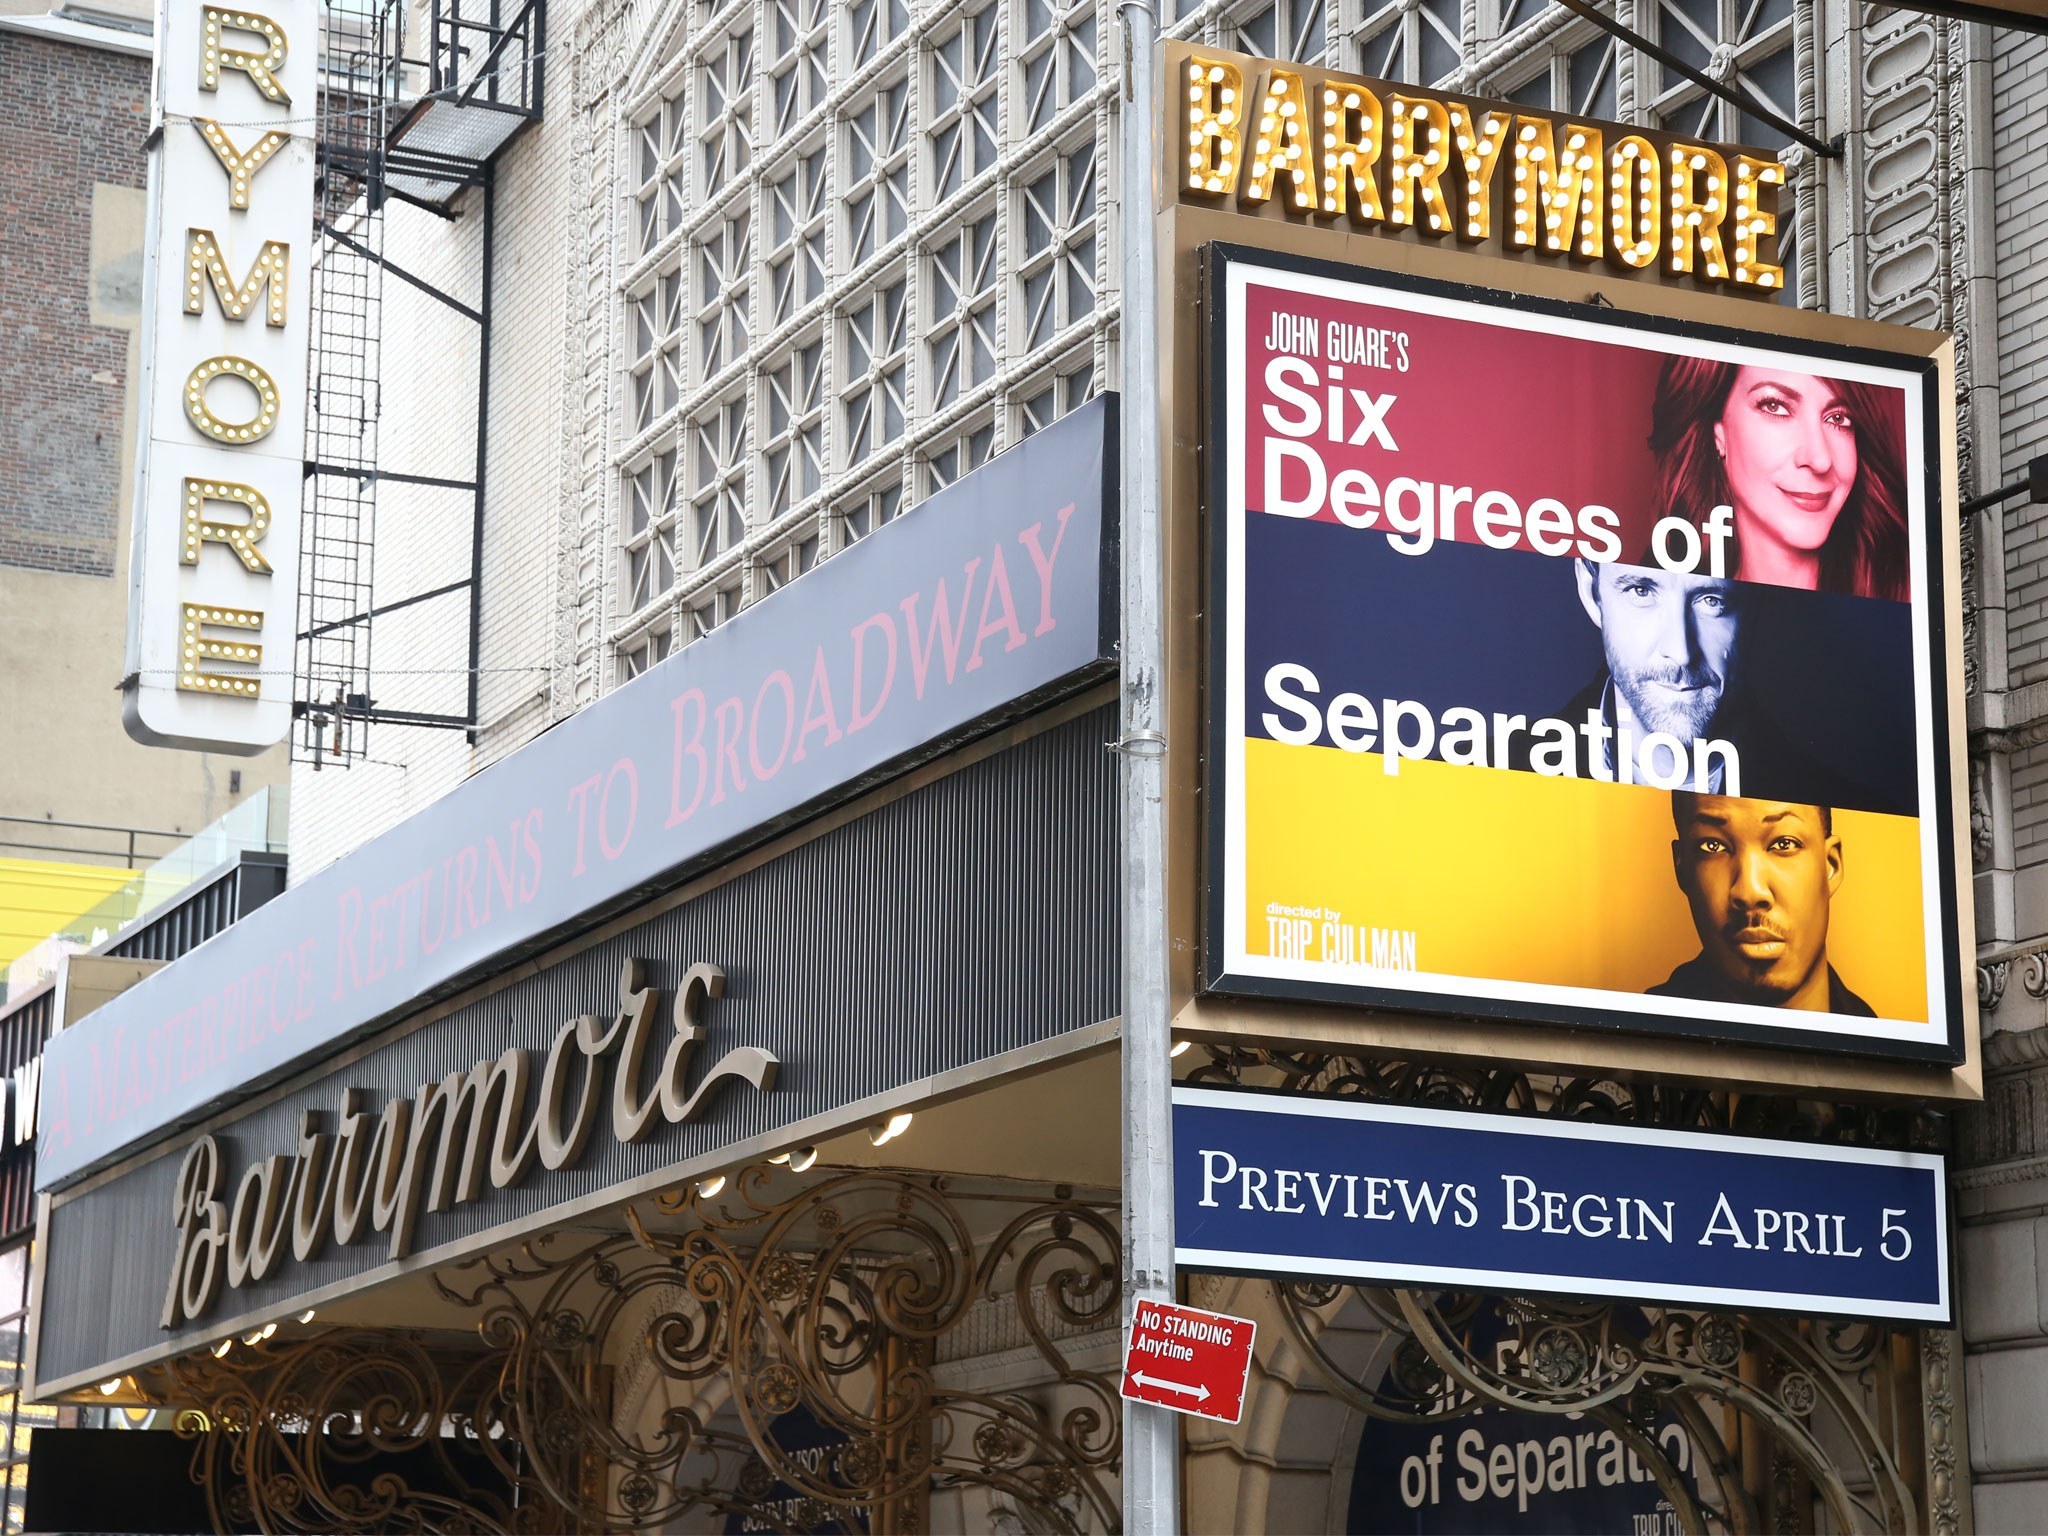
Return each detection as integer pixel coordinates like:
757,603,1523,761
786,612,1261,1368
1647,357,1910,601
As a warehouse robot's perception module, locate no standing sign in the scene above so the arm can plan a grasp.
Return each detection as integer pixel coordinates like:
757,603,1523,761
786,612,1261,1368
1119,1300,1257,1425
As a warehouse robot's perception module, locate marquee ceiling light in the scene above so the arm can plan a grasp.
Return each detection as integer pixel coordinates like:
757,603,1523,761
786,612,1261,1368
696,1174,727,1198
98,1377,122,1396
297,1309,315,1324
868,1111,914,1147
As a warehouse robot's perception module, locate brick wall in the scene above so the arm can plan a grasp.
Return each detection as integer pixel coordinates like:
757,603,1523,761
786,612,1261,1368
1997,33,2048,695
284,189,484,881
0,32,148,576
1995,31,2048,911
1961,33,2048,1531
470,84,571,774
287,93,573,880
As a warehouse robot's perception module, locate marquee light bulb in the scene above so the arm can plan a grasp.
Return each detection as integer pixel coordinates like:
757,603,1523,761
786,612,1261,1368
1318,81,1386,221
177,603,264,697
1244,67,1314,206
1183,56,1243,192
183,355,282,444
1730,152,1785,290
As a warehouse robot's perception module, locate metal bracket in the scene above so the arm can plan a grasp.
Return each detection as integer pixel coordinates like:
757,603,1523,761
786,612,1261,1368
1960,454,2048,516
1551,0,1839,160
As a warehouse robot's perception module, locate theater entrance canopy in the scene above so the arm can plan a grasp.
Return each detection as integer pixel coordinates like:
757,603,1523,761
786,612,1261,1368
29,401,1122,1410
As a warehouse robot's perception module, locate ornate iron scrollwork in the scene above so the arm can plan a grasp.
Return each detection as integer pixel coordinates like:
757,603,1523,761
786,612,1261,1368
153,1048,1949,1535
166,1328,528,1534
430,1166,1122,1533
155,1168,1121,1534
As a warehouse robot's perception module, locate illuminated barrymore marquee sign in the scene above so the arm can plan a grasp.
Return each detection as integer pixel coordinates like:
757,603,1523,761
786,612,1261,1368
123,0,314,751
1172,42,1789,295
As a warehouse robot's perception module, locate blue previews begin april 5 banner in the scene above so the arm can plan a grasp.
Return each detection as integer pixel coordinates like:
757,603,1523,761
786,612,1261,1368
1204,246,1966,1062
1174,1087,1950,1324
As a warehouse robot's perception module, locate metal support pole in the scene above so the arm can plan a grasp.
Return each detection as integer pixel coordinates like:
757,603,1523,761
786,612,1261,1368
1116,2,1179,1532
465,175,495,742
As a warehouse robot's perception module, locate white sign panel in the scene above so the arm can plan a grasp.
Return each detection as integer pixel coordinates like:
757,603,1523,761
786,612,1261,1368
123,0,315,751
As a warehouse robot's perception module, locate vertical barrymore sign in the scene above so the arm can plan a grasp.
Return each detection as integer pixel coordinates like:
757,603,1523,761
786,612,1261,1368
123,0,314,751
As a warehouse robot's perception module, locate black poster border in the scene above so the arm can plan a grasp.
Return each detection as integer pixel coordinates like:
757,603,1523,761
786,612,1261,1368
1197,242,1966,1068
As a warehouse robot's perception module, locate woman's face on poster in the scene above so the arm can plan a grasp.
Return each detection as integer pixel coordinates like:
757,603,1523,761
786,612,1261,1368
1712,366,1861,556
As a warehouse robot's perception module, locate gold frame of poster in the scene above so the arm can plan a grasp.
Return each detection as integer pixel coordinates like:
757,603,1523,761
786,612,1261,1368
1154,42,1981,1103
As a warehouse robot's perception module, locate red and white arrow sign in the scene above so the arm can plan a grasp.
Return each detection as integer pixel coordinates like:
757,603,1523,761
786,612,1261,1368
1130,1370,1212,1401
1119,1300,1256,1425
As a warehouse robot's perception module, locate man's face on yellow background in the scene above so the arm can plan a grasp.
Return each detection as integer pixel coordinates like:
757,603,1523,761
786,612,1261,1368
1671,796,1841,1009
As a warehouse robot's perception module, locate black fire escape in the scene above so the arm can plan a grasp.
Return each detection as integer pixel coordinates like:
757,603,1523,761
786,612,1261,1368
297,0,544,764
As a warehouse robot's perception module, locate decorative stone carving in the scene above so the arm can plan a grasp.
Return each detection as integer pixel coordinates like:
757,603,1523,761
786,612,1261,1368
1973,756,1996,867
1924,1327,1966,1536
1963,506,1981,697
1852,7,1978,559
1979,956,2010,1011
1857,14,1951,330
1957,1048,2048,1164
